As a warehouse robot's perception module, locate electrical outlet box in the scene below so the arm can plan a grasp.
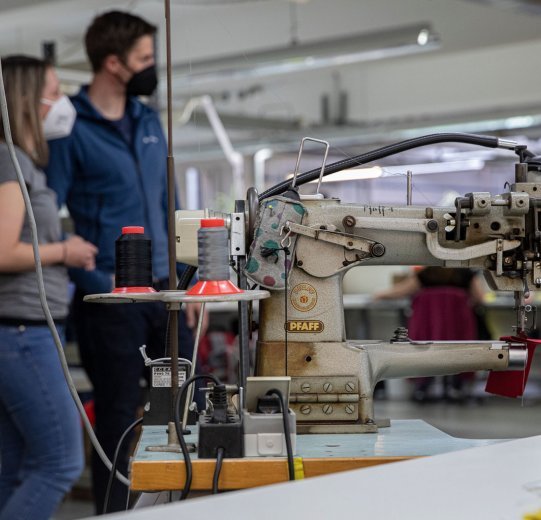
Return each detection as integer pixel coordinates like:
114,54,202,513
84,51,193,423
198,414,243,459
243,410,296,457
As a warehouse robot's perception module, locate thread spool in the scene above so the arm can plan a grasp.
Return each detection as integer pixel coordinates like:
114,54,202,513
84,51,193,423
112,226,156,294
186,219,242,296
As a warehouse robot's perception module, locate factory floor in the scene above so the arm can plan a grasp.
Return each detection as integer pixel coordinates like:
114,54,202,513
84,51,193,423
54,390,541,519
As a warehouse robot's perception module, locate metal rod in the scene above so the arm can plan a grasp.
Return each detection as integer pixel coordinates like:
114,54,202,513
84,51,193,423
237,259,250,392
182,303,206,429
235,199,250,407
406,170,412,205
165,0,179,419
515,290,526,334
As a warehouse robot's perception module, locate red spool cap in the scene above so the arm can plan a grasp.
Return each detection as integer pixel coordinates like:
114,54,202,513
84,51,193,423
200,218,225,228
186,279,243,296
122,226,145,234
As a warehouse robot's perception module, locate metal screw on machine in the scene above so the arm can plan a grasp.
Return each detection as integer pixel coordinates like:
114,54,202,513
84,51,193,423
300,405,312,415
345,381,355,392
371,243,386,257
323,382,333,393
343,215,356,228
301,382,311,393
344,404,355,415
426,219,438,232
322,404,333,415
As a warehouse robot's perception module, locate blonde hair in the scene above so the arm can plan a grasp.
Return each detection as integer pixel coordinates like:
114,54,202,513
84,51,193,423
0,55,49,167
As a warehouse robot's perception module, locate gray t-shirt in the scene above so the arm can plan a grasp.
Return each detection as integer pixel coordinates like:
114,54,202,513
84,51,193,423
0,143,69,319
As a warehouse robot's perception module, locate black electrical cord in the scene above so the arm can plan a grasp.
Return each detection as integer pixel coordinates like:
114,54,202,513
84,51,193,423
177,265,198,290
159,266,197,356
174,373,221,500
259,133,507,200
103,416,144,514
266,388,295,481
212,446,226,494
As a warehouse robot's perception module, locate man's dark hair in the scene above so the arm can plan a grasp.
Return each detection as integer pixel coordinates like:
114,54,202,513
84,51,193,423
85,11,156,72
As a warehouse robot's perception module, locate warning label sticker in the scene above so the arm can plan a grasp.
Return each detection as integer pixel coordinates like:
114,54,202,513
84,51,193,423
152,366,187,388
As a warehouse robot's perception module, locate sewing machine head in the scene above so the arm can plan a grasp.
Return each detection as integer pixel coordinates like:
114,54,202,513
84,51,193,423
176,135,539,433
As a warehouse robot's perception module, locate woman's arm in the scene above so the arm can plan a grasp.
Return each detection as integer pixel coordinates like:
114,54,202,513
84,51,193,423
0,181,97,272
0,181,64,272
373,273,421,300
468,274,487,306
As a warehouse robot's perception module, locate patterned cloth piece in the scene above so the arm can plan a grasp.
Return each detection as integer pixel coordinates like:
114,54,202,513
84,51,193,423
245,195,306,290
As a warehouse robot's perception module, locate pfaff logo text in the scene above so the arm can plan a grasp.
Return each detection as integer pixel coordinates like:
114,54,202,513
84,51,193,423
285,320,324,333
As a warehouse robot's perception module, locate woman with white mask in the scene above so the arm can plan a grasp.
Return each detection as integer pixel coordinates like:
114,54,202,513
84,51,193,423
0,55,97,520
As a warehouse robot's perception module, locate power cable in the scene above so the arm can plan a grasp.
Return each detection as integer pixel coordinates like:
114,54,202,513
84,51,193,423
174,373,220,500
259,133,514,200
0,60,130,486
212,446,226,494
266,388,294,481
103,417,143,514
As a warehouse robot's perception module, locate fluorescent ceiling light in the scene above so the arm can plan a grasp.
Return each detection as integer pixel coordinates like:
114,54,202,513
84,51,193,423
381,159,486,176
303,159,485,184
305,166,383,182
172,23,440,88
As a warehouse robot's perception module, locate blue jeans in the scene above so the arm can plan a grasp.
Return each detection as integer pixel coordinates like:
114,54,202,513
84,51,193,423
0,324,84,520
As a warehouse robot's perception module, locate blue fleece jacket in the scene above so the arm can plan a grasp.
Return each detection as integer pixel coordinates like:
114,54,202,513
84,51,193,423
46,87,171,294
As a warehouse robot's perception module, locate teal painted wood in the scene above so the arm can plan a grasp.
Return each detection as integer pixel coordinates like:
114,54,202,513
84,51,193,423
134,420,502,462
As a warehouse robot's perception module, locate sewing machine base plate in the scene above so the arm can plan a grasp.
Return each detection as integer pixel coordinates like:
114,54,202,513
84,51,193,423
297,418,390,434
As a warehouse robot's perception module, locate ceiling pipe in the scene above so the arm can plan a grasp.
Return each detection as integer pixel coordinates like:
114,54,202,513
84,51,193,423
171,22,440,88
178,95,245,199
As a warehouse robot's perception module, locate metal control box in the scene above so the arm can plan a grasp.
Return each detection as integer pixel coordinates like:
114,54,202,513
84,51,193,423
144,360,190,425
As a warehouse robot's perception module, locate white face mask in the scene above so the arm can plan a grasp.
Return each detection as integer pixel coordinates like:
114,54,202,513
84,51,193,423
41,95,76,140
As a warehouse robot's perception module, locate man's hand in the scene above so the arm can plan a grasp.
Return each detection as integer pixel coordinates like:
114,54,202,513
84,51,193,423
185,303,209,337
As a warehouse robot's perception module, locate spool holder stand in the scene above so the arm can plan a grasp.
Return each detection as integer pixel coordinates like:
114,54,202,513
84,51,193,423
84,290,269,453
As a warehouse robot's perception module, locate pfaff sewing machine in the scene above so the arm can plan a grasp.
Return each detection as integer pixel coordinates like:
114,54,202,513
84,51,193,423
176,134,540,433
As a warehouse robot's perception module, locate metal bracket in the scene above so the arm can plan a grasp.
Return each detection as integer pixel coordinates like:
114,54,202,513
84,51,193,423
285,221,376,255
350,216,521,261
230,212,246,257
291,137,330,195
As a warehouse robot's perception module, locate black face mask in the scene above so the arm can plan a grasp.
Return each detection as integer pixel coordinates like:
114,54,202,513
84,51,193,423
125,64,158,97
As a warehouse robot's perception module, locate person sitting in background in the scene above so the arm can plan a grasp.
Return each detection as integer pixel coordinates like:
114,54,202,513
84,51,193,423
376,266,490,402
0,55,97,520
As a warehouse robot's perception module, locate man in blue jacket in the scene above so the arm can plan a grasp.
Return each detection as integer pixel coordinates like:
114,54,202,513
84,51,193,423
46,11,196,514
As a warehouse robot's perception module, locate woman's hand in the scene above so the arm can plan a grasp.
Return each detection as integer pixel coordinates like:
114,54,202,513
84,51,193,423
185,303,209,337
63,236,98,270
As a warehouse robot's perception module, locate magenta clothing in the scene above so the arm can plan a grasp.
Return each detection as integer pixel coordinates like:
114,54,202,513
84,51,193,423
408,286,477,341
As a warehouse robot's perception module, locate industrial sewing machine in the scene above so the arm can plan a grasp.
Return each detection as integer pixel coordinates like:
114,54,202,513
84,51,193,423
175,135,541,434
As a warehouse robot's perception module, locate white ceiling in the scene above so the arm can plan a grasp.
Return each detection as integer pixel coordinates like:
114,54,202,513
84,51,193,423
3,0,541,157
2,0,541,63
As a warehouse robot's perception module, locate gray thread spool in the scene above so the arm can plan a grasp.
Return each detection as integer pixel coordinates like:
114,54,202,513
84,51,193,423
198,219,230,281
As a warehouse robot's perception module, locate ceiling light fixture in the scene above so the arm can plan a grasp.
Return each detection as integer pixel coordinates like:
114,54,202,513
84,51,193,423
304,159,485,184
172,22,440,88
